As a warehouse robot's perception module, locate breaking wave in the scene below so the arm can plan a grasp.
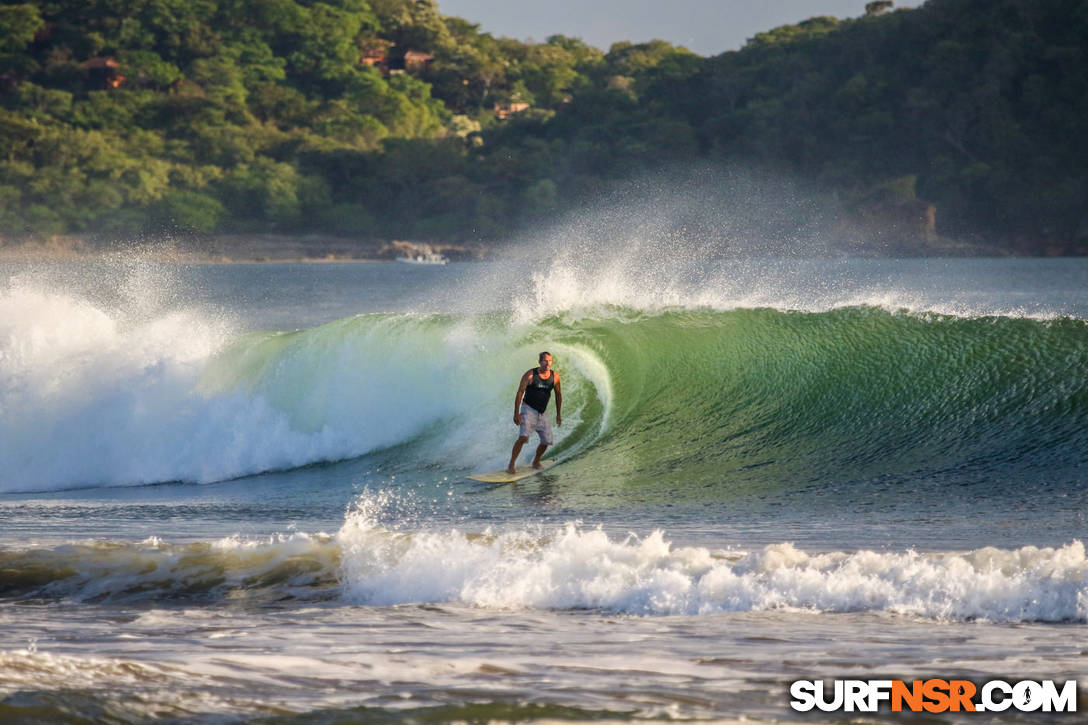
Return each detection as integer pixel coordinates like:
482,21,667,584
3,497,1085,623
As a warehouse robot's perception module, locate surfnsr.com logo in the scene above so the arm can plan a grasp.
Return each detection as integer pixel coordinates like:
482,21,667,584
790,679,1078,713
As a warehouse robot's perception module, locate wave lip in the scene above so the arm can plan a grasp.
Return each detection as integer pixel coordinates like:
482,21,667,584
337,502,1088,622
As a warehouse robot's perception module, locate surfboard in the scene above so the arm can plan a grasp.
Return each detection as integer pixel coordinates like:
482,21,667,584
467,459,556,483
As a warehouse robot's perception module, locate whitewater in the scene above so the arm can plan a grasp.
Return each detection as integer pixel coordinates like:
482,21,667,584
1,252,1086,723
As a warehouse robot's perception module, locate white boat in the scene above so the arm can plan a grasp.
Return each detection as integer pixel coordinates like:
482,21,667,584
396,252,448,265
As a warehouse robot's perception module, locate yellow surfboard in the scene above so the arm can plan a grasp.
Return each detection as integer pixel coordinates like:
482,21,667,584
467,459,556,483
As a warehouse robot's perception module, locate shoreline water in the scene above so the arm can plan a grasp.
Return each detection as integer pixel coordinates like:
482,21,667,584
4,230,1088,264
0,234,491,264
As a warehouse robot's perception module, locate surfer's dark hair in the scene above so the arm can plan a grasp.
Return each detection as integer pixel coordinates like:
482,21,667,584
539,351,551,361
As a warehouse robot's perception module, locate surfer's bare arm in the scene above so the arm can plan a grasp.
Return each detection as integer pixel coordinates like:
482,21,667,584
554,374,562,426
513,370,531,424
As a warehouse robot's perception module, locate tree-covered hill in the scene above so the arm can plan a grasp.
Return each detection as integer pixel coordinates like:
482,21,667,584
0,0,1085,254
678,0,1088,253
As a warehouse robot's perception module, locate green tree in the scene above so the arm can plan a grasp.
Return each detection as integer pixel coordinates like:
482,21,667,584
152,189,226,232
0,4,44,55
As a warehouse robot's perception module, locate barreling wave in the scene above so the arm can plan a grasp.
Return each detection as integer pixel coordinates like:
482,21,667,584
2,268,1086,492
563,305,1088,497
3,501,1085,622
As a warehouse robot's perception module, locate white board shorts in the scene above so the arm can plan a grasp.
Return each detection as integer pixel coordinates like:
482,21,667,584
518,405,554,445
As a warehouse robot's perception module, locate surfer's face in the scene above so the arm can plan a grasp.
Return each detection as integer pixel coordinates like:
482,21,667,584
539,354,552,371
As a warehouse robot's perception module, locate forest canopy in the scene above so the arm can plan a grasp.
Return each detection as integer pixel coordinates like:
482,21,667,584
0,0,1085,254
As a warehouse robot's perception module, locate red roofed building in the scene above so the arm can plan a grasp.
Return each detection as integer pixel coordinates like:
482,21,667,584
403,51,433,72
360,39,392,68
493,101,530,120
82,57,124,89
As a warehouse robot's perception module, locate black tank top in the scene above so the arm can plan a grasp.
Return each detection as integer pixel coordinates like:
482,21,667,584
523,369,554,414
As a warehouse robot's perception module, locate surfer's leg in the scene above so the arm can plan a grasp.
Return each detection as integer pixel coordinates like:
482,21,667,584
531,414,553,467
508,436,529,473
531,443,548,468
510,407,537,472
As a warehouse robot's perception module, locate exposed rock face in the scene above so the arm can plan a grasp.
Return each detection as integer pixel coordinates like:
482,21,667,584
825,175,999,256
382,240,487,261
834,197,937,252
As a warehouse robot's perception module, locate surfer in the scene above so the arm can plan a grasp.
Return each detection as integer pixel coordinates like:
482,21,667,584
507,351,562,474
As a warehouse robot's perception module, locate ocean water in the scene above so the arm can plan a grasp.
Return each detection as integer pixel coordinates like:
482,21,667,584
1,252,1086,723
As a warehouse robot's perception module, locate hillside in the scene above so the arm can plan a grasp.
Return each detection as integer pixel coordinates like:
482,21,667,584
0,0,1085,255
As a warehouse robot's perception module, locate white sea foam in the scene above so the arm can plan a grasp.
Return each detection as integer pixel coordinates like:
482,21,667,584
10,452,1083,617
0,279,344,490
0,270,607,490
337,499,1088,622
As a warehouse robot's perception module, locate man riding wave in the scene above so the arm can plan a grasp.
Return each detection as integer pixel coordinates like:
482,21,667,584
507,351,562,474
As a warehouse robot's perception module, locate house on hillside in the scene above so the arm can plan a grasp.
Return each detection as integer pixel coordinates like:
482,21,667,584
493,101,530,120
360,39,392,68
402,51,434,73
362,44,433,77
82,57,124,89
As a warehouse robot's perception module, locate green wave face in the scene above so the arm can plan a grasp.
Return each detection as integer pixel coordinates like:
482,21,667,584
197,305,1088,498
17,299,1081,494
538,307,1088,500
